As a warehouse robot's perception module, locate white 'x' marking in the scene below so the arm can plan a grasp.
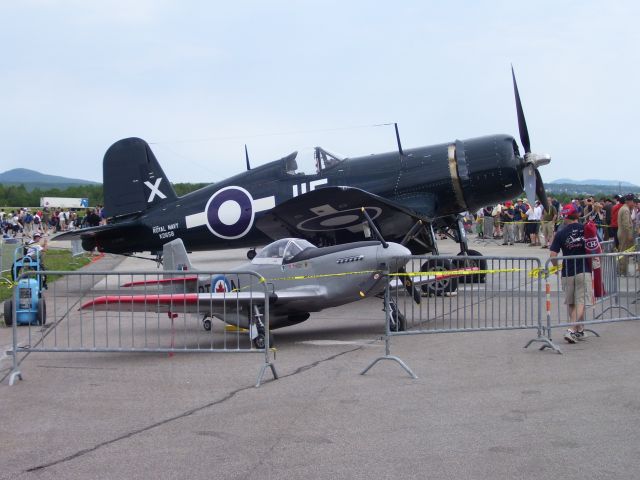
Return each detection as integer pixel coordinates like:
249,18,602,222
144,178,167,203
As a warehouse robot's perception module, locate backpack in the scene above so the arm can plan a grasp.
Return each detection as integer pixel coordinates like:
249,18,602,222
25,213,33,223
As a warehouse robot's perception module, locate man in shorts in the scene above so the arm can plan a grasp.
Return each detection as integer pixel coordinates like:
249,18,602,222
550,203,593,343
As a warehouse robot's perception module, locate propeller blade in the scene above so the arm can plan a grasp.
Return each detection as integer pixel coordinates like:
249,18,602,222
511,65,531,154
523,164,536,207
535,168,549,213
398,267,421,304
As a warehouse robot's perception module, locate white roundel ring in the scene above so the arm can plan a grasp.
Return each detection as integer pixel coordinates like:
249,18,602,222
205,186,255,239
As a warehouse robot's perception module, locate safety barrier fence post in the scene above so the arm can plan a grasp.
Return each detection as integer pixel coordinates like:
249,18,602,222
7,269,277,387
601,240,615,254
1,238,22,276
362,255,550,377
540,251,639,353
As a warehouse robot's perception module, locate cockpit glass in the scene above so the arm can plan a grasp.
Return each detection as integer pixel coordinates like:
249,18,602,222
255,239,290,260
254,238,316,262
283,239,315,261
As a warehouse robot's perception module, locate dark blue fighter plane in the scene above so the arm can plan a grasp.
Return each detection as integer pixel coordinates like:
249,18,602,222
55,69,550,264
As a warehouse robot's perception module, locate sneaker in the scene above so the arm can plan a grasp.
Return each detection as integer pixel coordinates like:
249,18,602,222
564,330,577,344
574,331,585,340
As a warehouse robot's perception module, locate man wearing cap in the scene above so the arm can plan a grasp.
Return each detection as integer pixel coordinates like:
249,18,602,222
602,198,613,240
550,203,592,343
526,200,543,246
610,195,624,249
514,199,526,242
501,201,515,245
617,194,635,275
26,232,48,260
540,197,557,248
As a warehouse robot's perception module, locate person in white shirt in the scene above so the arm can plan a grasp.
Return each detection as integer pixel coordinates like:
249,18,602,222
26,232,47,258
526,200,543,246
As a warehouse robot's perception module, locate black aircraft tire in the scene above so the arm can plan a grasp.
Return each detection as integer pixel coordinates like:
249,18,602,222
420,259,459,296
456,250,487,284
4,300,13,327
253,334,266,349
203,318,212,331
37,298,46,325
247,249,257,260
389,309,406,332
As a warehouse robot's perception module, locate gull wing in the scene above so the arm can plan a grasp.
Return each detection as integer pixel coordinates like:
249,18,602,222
256,186,429,245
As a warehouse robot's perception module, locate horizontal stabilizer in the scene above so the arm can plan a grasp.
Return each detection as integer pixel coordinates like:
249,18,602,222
51,222,149,254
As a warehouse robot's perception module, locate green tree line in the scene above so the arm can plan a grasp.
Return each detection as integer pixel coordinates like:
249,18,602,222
0,183,208,208
1,181,620,211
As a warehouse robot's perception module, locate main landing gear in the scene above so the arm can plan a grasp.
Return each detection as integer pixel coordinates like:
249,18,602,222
387,300,407,332
202,316,212,331
201,310,274,349
439,214,487,284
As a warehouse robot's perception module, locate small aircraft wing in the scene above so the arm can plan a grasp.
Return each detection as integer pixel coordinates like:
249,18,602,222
80,289,325,313
256,186,429,245
120,276,199,288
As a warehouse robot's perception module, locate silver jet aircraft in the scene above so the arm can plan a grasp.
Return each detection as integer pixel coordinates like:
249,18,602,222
81,237,414,347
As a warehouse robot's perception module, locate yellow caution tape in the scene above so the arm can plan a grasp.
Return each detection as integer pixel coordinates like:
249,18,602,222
0,277,18,288
262,270,380,283
264,267,526,284
529,264,561,278
389,268,522,277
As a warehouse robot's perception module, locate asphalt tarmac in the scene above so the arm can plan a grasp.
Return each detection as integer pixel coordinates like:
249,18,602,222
1,238,639,479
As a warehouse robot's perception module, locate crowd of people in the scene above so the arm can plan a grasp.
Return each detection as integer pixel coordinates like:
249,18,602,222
472,195,640,249
1,206,105,240
472,193,640,345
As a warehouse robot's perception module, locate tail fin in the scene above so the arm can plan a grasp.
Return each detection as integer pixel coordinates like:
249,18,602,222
103,137,178,218
162,238,194,273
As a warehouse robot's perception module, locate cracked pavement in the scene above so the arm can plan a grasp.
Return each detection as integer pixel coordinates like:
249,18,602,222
2,243,640,479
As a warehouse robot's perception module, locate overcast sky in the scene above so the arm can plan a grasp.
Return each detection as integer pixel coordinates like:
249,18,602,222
2,1,639,186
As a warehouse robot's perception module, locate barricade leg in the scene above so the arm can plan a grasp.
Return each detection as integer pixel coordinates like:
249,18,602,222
255,360,278,388
524,276,562,353
361,285,417,379
9,305,23,385
360,335,418,379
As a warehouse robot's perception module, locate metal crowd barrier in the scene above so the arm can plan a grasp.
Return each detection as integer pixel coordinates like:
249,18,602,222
540,252,639,353
7,269,277,387
473,217,501,246
601,239,615,254
1,238,22,275
362,255,548,377
70,239,85,257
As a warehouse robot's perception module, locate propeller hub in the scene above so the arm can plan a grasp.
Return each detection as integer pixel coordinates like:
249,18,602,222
524,152,551,168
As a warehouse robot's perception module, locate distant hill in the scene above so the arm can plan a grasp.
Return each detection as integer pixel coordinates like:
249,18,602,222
551,178,639,188
0,168,100,191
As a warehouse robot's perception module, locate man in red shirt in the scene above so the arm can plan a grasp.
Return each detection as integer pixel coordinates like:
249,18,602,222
610,195,624,249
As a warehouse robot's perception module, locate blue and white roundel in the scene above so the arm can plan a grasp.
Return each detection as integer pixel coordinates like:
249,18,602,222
205,186,255,239
211,275,231,293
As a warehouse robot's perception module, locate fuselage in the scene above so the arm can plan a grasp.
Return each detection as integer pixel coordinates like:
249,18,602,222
91,134,524,254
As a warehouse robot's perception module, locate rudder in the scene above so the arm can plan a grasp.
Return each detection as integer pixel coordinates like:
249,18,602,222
103,137,177,218
162,238,193,273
